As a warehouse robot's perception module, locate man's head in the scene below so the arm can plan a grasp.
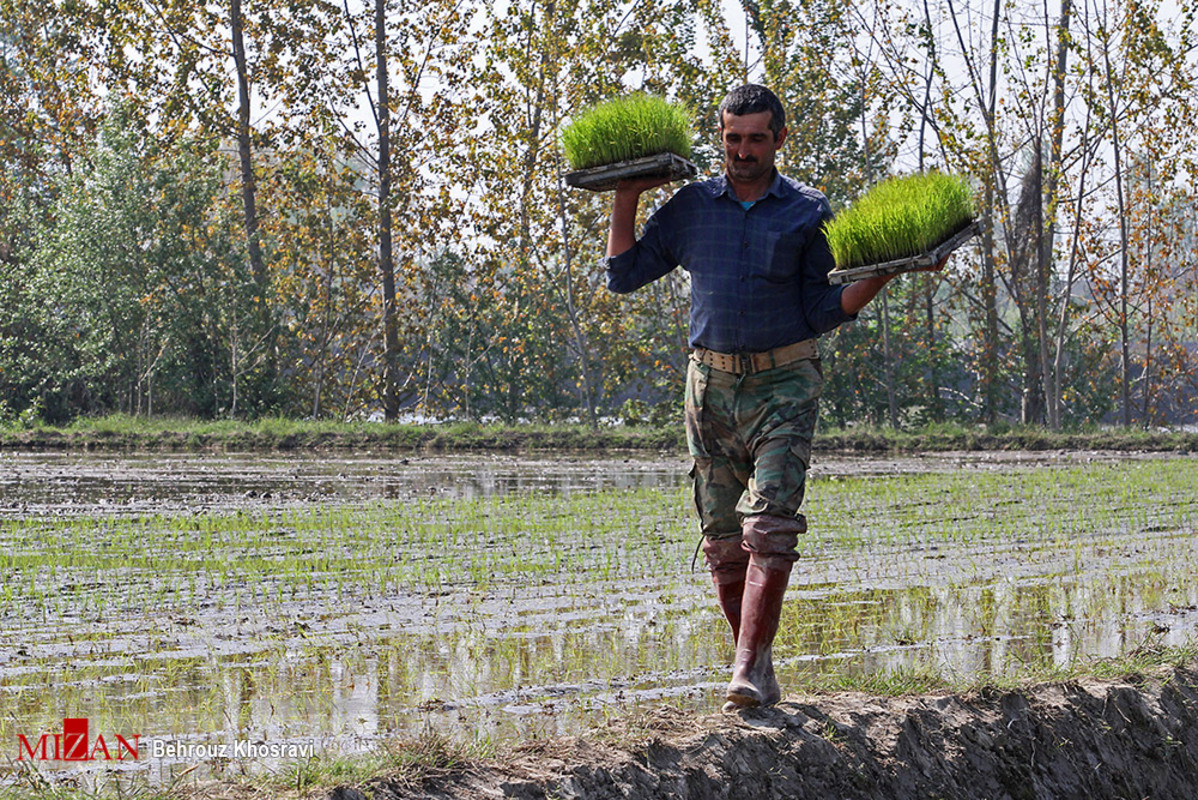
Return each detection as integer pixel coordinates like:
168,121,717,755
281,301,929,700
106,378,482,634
718,84,786,139
718,84,788,192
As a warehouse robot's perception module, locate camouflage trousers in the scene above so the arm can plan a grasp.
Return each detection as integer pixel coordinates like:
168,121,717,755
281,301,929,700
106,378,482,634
685,353,823,580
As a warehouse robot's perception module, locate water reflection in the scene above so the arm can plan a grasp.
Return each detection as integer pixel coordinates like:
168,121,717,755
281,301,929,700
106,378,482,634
6,559,1198,785
0,451,689,514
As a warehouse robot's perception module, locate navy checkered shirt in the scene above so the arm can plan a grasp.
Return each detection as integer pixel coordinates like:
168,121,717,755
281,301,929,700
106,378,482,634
604,170,855,353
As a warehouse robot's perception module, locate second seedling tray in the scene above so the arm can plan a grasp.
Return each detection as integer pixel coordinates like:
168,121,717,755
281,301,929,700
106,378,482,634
827,220,980,285
564,152,698,192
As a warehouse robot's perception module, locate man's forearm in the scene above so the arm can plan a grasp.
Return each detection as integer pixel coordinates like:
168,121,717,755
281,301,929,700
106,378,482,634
607,186,643,257
840,273,896,316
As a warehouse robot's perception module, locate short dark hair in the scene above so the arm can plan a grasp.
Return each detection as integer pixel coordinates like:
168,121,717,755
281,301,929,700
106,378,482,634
718,84,786,138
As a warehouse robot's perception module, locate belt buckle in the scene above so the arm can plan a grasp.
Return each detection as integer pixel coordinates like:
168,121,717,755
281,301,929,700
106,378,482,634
738,353,754,375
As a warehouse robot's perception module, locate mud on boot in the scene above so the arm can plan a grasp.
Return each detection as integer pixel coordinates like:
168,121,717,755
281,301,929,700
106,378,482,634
723,556,791,710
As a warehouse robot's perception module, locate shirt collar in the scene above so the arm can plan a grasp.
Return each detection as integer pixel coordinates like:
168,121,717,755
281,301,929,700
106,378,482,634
709,169,792,202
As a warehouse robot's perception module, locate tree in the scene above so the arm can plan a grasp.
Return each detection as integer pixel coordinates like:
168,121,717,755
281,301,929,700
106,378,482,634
1078,0,1197,426
33,104,247,417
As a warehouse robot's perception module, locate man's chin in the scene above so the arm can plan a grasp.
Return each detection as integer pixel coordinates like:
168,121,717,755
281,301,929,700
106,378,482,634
728,163,766,181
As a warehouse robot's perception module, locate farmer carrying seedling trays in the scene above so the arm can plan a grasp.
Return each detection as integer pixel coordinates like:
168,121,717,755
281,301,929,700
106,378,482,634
600,84,961,711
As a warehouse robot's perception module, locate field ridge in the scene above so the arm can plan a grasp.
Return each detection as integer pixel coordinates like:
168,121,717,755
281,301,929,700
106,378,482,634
2,420,1197,454
349,661,1198,800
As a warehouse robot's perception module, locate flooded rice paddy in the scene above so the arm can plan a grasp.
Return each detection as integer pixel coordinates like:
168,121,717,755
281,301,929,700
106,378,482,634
0,449,1196,791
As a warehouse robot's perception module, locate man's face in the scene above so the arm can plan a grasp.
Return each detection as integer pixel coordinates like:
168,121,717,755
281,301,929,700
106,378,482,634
721,110,787,185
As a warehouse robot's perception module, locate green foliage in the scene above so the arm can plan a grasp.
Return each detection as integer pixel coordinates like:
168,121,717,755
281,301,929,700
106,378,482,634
824,172,975,270
23,102,263,421
819,274,980,428
560,93,693,170
2,0,1197,429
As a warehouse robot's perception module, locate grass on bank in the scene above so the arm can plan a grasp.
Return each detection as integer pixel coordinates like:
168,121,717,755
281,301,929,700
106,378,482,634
0,729,485,800
2,414,1197,454
824,171,974,270
560,93,694,170
0,413,687,452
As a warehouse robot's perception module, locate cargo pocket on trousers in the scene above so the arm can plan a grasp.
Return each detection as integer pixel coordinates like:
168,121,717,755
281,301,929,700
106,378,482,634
684,360,709,458
688,457,718,534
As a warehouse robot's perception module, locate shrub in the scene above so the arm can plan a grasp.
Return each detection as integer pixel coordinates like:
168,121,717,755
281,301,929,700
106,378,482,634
561,93,693,170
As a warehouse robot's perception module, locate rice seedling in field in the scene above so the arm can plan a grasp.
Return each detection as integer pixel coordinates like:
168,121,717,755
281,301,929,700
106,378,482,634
560,93,693,170
5,454,1198,800
824,171,974,271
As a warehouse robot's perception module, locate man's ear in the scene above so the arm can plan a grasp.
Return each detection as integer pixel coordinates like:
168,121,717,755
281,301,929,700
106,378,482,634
775,125,788,148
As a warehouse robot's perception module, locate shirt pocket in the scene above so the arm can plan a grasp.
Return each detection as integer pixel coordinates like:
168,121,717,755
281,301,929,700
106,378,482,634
758,228,806,284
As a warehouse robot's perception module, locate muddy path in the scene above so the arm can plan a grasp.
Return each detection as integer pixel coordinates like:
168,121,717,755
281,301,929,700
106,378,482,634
347,661,1198,800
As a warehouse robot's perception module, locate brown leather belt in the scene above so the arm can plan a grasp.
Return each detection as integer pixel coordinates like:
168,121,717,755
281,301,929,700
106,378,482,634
690,339,818,375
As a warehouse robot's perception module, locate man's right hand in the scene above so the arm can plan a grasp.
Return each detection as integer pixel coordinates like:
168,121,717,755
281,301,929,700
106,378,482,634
614,174,675,195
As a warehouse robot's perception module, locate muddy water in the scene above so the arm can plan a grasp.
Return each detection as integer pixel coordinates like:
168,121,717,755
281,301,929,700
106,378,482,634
0,449,1195,792
0,451,686,513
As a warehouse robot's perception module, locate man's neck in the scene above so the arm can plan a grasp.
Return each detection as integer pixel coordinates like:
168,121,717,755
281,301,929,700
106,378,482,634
727,172,774,204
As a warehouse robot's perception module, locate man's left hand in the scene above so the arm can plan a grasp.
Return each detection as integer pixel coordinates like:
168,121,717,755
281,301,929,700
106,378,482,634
913,254,951,273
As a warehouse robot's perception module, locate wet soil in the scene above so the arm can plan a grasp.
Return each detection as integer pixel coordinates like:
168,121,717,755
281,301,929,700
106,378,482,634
354,661,1198,800
0,447,1180,517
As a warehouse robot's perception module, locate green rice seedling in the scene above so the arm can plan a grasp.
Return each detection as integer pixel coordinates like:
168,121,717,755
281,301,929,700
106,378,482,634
824,171,974,270
560,93,693,170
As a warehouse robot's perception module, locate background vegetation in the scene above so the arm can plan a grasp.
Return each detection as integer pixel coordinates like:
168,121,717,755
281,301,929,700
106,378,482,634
1,0,1195,431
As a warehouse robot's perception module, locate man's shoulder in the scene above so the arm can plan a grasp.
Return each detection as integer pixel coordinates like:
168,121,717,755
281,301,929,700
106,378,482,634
776,174,830,206
653,176,726,218
672,174,725,202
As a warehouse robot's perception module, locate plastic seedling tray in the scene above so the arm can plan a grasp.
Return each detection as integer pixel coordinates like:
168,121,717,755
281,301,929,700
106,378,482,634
827,220,980,285
564,152,698,192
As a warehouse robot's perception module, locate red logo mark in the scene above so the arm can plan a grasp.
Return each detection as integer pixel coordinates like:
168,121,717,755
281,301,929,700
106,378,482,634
17,718,140,761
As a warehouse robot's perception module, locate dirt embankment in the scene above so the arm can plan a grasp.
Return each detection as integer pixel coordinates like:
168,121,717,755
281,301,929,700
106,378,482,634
3,422,1198,454
336,663,1198,800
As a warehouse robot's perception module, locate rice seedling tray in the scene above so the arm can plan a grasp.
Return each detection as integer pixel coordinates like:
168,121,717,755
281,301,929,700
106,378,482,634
827,219,980,285
564,152,698,192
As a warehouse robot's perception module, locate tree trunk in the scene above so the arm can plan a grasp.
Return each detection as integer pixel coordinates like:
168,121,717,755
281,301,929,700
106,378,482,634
231,0,270,351
951,0,1005,425
1100,12,1132,426
984,0,1003,426
919,0,941,421
1052,112,1094,433
375,0,400,421
556,171,597,428
1014,145,1045,426
882,290,899,428
1141,168,1155,424
1044,0,1072,430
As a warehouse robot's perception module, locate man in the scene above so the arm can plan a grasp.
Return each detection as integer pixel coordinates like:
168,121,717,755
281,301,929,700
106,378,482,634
604,84,925,711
